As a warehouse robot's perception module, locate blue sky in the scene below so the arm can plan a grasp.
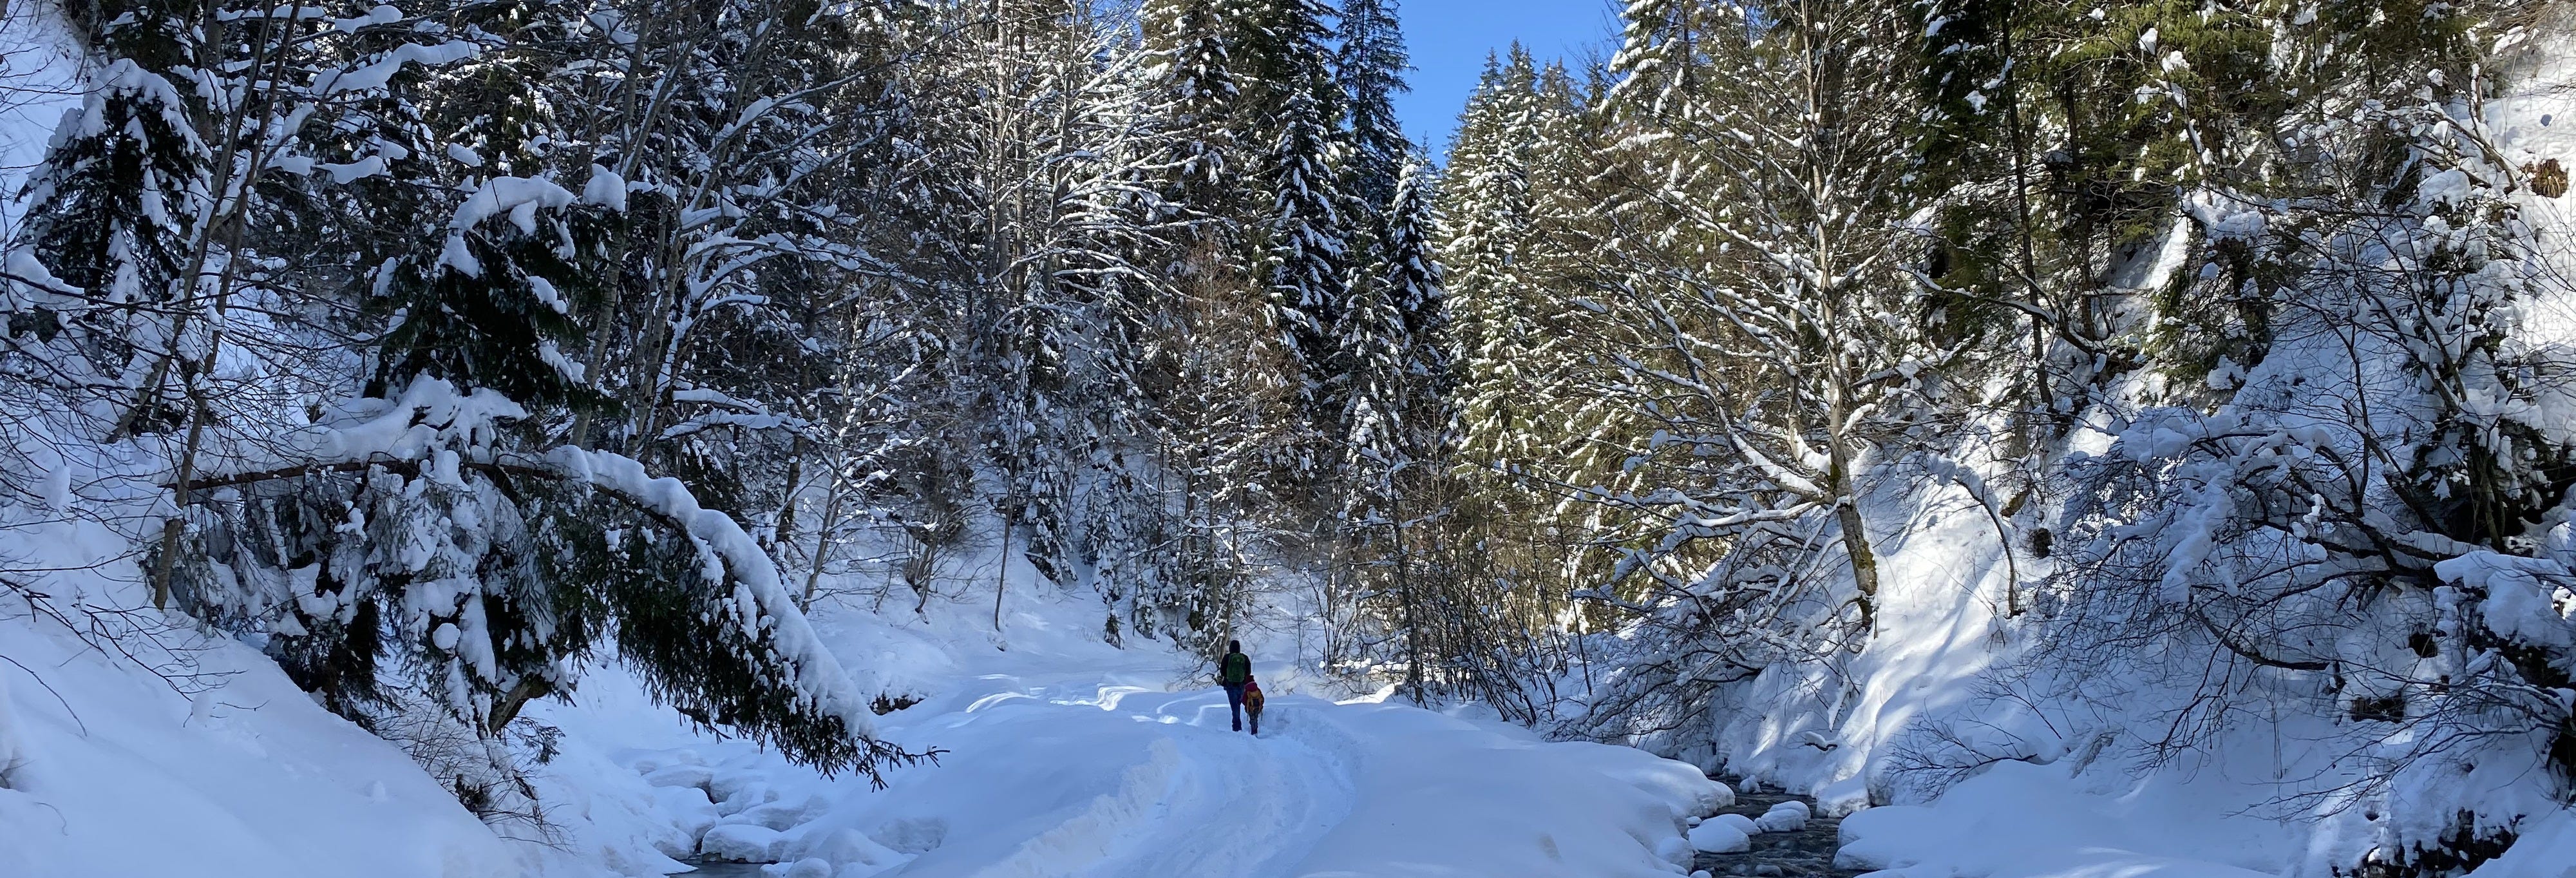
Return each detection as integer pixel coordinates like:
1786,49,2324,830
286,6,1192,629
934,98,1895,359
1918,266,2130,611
1390,0,1619,164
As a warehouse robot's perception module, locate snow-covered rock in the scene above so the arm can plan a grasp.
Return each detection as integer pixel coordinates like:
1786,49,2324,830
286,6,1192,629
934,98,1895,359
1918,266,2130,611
700,822,788,861
1755,802,1808,833
1709,812,1759,835
1655,834,1698,867
1689,819,1753,853
791,827,913,872
652,785,720,847
725,794,826,831
710,768,772,806
643,763,715,790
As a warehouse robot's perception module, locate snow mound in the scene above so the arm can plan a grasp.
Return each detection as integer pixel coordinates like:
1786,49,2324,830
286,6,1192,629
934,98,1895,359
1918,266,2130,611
700,823,788,862
1754,799,1809,833
1689,818,1753,853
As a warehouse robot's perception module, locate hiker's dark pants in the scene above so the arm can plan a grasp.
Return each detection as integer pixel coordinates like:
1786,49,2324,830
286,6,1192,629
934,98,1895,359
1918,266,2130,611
1224,683,1246,731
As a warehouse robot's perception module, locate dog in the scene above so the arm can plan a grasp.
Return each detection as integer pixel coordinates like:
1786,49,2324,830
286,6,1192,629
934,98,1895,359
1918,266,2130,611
1242,676,1265,735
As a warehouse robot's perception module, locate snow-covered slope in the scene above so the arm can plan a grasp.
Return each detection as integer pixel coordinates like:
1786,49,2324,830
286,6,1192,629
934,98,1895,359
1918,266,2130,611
0,522,522,878
0,1,80,234
1644,30,2576,878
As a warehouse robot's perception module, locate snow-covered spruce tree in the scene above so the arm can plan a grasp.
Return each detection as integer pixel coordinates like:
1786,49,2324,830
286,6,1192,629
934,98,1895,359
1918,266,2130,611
564,0,913,468
1262,82,1349,484
1429,50,1617,699
1322,0,1416,544
1332,155,1542,709
1235,0,1341,133
1435,53,1539,474
122,0,926,808
1381,156,1452,468
11,0,209,439
1327,186,1413,678
1318,1,1465,696
1604,0,1719,122
1904,0,2085,449
1128,238,1303,646
1134,0,1368,651
508,0,1002,635
1141,0,1334,230
1437,50,1626,506
1334,0,1410,213
1141,0,1247,207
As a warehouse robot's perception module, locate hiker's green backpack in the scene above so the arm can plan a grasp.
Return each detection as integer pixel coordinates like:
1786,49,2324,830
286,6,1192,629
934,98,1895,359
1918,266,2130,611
1220,652,1251,685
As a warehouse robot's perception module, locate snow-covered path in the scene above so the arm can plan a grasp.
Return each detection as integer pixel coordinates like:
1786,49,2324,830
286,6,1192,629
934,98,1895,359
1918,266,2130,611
539,658,1727,878
480,587,1727,878
3,559,1725,878
965,691,1354,878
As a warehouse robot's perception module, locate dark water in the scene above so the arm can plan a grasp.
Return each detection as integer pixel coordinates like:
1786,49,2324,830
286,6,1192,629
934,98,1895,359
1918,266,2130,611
674,859,772,877
1692,780,1862,878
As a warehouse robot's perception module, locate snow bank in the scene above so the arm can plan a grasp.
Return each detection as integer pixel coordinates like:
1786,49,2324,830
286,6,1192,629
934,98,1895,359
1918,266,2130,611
1833,761,2297,877
1291,699,1725,876
0,526,518,878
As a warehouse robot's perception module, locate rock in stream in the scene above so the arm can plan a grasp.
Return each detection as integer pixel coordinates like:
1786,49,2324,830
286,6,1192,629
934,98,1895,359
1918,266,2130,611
1692,779,1861,878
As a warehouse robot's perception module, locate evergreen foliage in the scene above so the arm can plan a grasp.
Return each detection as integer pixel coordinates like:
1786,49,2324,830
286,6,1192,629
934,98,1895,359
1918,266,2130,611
0,0,1475,816
1334,0,1410,210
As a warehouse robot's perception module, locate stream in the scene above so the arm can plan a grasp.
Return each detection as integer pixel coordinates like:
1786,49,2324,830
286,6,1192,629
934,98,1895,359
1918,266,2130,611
1692,778,1861,878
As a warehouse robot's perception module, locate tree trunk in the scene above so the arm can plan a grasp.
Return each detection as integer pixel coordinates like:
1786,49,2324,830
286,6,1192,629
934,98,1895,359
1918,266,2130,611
1835,497,1881,634
486,677,552,736
993,499,1011,632
1826,375,1881,635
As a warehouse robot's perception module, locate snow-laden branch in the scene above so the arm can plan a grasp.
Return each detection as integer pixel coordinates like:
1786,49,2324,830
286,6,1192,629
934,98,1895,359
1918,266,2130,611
184,379,890,747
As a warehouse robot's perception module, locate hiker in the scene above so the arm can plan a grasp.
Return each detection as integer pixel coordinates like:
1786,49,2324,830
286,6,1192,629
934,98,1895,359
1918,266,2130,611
1242,674,1265,735
1219,640,1253,732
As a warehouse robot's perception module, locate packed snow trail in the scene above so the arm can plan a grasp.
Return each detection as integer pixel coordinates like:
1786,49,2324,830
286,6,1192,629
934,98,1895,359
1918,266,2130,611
3,556,1725,878
555,660,1728,878
946,688,1355,878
